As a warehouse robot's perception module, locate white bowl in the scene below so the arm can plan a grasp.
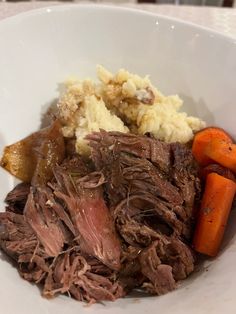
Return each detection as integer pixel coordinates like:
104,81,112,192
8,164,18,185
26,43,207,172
0,4,236,314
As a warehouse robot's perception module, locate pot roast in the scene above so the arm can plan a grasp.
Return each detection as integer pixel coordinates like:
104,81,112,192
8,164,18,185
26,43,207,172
0,130,200,303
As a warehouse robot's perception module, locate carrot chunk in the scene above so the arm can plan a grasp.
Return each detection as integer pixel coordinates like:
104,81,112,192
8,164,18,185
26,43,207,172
205,139,236,173
192,127,232,166
193,172,236,257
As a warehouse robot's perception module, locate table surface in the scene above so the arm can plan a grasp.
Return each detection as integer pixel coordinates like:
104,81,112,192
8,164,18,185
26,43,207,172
0,2,236,38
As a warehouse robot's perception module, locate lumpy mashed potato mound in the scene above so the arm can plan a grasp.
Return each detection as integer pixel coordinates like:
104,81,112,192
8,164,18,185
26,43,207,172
57,78,129,155
58,66,205,154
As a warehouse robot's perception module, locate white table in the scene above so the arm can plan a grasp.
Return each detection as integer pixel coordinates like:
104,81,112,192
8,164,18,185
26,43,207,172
0,2,236,38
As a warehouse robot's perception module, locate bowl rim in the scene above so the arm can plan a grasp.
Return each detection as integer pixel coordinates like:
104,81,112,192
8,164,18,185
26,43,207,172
0,3,236,43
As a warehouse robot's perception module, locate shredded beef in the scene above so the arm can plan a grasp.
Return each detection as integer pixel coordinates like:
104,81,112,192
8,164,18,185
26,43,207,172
88,130,171,173
51,161,121,271
87,131,200,240
171,143,201,213
139,242,176,295
24,187,67,257
43,249,124,303
86,131,199,297
139,236,194,295
5,182,30,214
0,131,200,303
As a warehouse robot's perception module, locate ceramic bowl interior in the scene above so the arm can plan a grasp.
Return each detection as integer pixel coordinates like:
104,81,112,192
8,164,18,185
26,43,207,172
0,5,236,314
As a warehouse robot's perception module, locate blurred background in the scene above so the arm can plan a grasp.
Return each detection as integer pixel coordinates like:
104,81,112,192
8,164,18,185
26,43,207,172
1,0,235,8
138,0,234,6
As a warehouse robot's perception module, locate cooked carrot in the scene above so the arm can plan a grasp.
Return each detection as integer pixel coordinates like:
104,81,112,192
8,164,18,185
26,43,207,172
192,127,232,166
205,139,236,173
193,173,236,257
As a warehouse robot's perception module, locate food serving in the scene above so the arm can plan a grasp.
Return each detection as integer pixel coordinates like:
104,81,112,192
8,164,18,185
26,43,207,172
0,66,235,304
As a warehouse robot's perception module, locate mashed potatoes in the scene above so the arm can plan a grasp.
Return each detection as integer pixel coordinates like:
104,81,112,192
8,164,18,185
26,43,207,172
57,78,128,155
58,66,205,155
